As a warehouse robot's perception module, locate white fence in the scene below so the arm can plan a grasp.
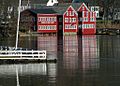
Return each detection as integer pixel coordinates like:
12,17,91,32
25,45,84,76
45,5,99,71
0,50,46,60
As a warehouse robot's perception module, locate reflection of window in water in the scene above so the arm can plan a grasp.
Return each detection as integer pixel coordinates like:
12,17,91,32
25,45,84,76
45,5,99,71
82,35,99,70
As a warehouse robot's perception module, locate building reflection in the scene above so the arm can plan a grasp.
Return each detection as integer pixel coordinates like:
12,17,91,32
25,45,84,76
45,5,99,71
82,35,99,71
62,35,99,72
37,35,58,60
81,35,99,86
63,35,79,73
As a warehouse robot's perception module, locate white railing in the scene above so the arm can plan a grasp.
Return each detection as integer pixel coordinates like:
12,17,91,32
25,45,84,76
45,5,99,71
0,50,46,60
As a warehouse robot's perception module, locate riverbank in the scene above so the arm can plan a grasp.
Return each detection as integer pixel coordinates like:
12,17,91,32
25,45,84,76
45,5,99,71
18,28,120,37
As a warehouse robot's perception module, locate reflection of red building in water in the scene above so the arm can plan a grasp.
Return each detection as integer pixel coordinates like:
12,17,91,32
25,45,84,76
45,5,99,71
82,35,99,70
37,35,57,59
63,35,78,71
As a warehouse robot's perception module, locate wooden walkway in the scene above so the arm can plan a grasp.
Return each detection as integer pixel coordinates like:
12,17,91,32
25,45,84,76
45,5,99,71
0,50,46,60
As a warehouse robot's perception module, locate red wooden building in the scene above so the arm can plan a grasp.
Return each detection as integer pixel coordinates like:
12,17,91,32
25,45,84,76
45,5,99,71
77,3,96,35
36,8,58,33
21,3,96,35
37,14,58,33
63,5,78,34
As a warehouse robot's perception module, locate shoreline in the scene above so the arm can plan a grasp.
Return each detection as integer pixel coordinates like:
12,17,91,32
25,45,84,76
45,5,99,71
19,28,120,37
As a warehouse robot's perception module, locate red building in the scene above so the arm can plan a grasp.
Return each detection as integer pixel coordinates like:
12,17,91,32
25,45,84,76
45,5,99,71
77,3,96,35
37,14,58,33
35,8,59,33
63,5,78,34
21,3,96,35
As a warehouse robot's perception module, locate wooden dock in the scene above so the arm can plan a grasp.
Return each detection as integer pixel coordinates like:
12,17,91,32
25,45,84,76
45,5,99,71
0,50,46,60
0,50,57,63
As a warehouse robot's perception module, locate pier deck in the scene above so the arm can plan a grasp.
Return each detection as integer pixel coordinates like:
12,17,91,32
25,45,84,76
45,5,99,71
0,50,46,60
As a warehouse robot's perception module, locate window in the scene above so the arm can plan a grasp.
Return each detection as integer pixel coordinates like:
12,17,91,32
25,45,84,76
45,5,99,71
65,25,68,29
42,26,44,30
88,24,90,28
82,6,84,11
52,17,54,22
90,18,94,21
79,18,82,21
82,11,84,17
38,26,41,30
91,7,94,11
97,13,99,17
38,17,41,22
95,7,99,11
83,18,87,22
65,18,68,22
59,17,62,22
71,11,74,16
72,18,76,22
74,25,77,29
48,26,50,30
85,18,88,21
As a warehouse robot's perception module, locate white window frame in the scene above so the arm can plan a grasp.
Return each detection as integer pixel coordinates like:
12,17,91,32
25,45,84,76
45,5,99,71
70,18,71,23
66,11,68,16
82,6,84,11
65,18,68,22
82,11,84,17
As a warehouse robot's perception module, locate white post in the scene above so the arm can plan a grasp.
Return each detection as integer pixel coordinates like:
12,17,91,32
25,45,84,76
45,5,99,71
15,0,21,50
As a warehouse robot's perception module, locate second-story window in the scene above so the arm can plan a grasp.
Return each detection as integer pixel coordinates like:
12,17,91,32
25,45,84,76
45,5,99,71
71,11,74,16
65,18,68,22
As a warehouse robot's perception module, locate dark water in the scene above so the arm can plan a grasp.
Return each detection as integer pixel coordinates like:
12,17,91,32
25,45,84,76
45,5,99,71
0,35,120,86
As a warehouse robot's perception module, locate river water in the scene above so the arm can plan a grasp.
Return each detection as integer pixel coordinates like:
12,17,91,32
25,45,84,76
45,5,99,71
0,35,120,86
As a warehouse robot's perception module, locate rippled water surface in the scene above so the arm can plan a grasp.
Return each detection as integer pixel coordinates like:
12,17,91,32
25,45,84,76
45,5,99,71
0,35,120,86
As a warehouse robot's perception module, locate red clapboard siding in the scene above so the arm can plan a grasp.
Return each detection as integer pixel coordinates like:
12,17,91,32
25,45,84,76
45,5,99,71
37,14,58,33
63,5,78,33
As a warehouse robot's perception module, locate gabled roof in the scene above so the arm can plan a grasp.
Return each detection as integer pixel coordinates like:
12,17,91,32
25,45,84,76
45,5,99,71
23,3,90,15
77,3,90,12
63,5,78,16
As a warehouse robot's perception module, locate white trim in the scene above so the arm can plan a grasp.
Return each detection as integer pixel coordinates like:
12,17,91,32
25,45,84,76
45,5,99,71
63,5,78,16
63,15,64,34
77,3,90,12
